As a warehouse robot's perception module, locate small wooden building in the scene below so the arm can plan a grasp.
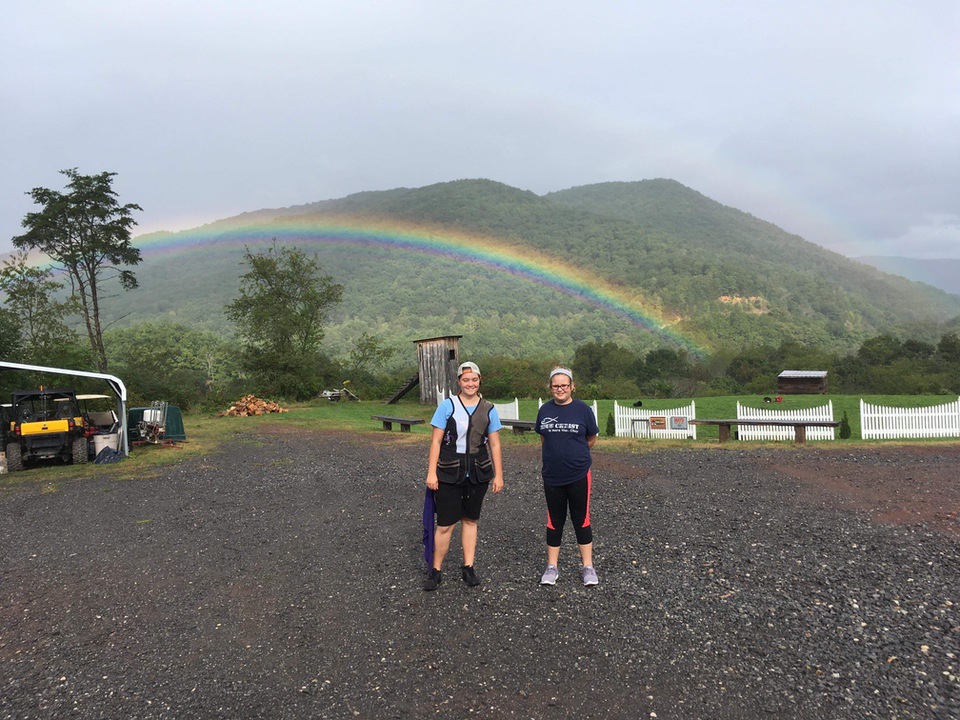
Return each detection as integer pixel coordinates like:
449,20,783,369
777,370,828,394
415,335,462,405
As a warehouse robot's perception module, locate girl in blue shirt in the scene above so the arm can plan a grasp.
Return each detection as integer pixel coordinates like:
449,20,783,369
423,362,503,590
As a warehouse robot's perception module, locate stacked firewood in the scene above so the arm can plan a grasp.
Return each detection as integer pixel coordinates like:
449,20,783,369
219,395,288,417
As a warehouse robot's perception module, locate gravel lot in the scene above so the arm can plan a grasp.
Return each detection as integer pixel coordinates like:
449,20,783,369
1,429,958,719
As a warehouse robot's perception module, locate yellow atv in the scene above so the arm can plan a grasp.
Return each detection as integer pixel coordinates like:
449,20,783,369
5,388,88,472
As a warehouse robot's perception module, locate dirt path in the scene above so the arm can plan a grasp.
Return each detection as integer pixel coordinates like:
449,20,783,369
1,433,957,719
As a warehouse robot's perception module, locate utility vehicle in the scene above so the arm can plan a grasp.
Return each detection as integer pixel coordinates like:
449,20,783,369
4,388,88,471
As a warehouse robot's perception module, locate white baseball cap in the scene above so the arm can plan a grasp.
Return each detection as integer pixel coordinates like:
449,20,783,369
457,361,481,377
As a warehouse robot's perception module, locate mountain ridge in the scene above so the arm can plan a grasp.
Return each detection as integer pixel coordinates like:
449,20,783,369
82,178,960,361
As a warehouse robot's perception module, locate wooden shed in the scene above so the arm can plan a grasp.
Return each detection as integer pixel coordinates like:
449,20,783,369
777,370,828,394
415,335,462,405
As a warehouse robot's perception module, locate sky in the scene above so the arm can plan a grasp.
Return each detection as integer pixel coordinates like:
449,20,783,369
2,1,959,259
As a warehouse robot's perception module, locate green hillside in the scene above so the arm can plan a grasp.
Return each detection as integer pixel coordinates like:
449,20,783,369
93,179,960,365
547,180,960,328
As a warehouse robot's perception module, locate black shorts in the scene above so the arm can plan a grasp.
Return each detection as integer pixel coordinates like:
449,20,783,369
434,482,488,526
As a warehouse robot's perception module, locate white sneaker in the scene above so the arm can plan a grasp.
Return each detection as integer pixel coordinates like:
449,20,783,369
581,565,599,586
540,564,559,585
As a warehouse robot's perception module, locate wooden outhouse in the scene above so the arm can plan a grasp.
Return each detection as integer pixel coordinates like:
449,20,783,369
777,370,828,394
415,335,462,405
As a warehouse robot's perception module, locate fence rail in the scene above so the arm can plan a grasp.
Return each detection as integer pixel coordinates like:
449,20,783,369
860,397,960,439
736,401,836,442
613,401,697,439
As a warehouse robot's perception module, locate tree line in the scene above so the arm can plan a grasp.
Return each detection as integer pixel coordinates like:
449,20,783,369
444,332,960,401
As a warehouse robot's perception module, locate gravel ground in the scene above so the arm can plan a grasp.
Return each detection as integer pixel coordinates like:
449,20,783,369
1,429,958,720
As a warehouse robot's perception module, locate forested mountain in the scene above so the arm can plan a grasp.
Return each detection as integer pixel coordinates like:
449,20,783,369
92,179,960,364
547,180,959,332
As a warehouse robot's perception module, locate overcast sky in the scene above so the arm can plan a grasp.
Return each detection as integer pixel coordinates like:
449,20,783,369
2,1,958,258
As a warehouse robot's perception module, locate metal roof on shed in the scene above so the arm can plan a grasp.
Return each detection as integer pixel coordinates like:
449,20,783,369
778,370,828,378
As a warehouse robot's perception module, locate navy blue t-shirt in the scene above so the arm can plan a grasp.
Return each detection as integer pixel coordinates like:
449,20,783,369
535,399,599,486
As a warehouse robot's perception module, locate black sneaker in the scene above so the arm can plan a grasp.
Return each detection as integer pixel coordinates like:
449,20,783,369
423,568,442,591
461,565,480,587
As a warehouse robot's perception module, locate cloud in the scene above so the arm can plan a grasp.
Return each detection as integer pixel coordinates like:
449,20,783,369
857,214,960,259
1,1,958,260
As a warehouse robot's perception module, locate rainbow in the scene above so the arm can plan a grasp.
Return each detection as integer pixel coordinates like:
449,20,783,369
134,216,705,353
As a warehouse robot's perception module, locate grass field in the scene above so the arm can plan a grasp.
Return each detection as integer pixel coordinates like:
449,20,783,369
2,393,957,489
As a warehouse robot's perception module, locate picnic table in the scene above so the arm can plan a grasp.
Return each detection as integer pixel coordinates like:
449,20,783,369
690,418,841,445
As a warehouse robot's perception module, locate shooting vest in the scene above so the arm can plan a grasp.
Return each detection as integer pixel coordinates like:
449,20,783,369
436,396,495,485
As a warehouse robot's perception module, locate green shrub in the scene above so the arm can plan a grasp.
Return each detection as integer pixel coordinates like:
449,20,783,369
839,410,852,439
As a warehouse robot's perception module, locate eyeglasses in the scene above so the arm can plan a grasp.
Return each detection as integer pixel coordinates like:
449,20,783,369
550,384,571,390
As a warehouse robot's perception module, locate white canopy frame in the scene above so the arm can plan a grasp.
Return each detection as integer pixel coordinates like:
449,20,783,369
0,361,129,457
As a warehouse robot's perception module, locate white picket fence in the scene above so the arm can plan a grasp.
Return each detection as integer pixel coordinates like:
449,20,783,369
736,401,836,442
613,401,697,439
588,399,599,427
860,397,960,439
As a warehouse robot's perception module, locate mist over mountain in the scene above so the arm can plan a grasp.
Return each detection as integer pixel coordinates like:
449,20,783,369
92,179,960,363
855,256,960,297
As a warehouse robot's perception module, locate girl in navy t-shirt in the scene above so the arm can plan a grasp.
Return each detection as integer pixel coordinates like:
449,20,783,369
535,367,599,587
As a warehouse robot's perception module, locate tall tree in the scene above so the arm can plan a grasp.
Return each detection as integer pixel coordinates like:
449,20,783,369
225,244,343,399
13,169,142,371
347,332,398,376
105,321,242,408
937,332,960,362
572,341,637,383
0,307,21,361
0,249,78,358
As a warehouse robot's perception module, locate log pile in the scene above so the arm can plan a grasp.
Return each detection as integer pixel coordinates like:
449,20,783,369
219,395,288,417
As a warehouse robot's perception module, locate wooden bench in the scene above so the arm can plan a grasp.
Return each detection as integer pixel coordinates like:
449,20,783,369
690,419,841,445
500,419,536,434
371,415,425,432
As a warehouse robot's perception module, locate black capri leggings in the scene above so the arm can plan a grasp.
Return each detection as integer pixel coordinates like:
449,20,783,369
543,471,593,547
